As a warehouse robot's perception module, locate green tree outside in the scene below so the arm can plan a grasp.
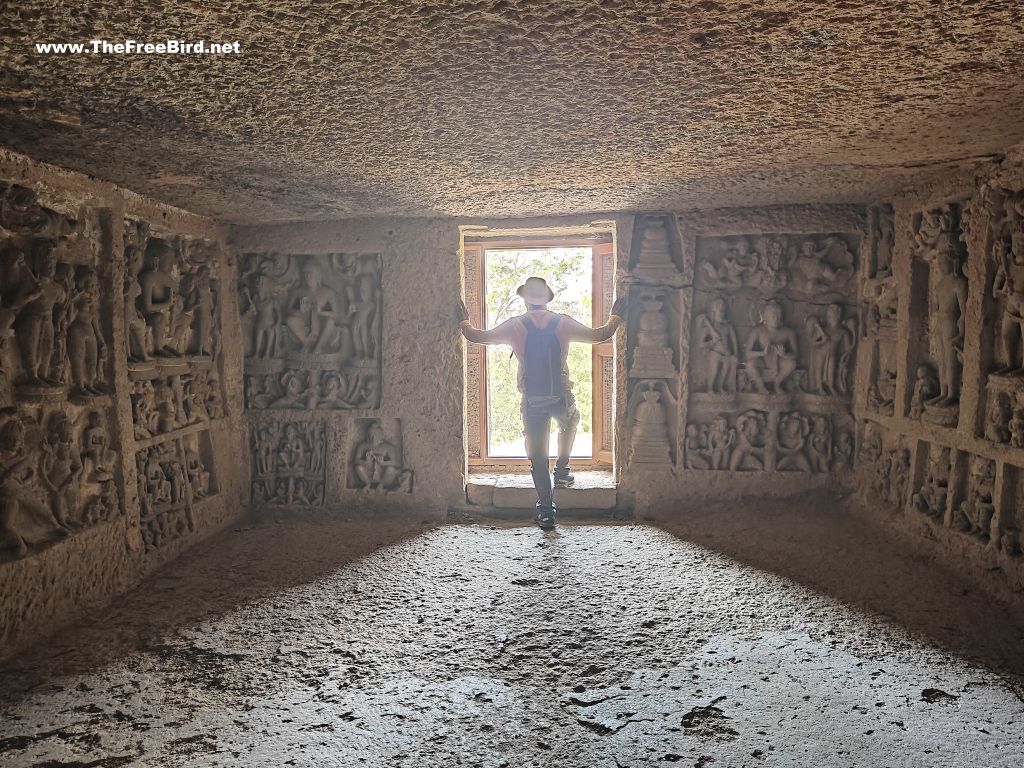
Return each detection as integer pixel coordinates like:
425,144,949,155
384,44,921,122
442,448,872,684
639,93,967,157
484,247,593,457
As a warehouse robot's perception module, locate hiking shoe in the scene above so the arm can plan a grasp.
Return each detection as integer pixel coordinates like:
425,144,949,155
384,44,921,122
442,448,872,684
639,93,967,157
532,512,557,528
534,503,557,530
553,467,575,488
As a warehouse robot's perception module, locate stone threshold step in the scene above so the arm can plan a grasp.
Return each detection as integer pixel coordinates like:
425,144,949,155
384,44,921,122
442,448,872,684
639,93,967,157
466,471,617,510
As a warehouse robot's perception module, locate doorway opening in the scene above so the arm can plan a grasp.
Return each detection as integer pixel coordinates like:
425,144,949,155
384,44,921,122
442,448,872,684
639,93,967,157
463,233,614,472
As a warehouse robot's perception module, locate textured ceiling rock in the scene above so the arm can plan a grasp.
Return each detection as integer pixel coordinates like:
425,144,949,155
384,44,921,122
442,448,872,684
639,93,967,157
2,1,1024,221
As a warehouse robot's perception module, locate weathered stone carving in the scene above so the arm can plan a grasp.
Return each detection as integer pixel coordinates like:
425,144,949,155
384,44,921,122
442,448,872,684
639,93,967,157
687,228,857,478
910,203,968,427
124,224,224,381
694,298,738,394
137,442,191,551
776,411,811,472
684,414,733,470
743,300,799,394
628,380,676,468
908,364,939,420
66,268,108,400
805,304,856,397
912,446,950,521
696,234,856,294
629,214,682,281
786,237,855,296
629,290,677,379
348,418,413,493
12,243,70,395
0,406,120,560
871,204,895,279
952,456,995,541
729,409,767,471
250,420,327,506
239,253,383,410
0,183,123,562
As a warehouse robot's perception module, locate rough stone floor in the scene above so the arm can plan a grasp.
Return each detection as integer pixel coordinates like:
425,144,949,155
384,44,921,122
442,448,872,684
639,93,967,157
2,499,1024,768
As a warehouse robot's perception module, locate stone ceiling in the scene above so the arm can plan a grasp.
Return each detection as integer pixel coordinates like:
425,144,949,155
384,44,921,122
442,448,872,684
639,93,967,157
2,1,1024,222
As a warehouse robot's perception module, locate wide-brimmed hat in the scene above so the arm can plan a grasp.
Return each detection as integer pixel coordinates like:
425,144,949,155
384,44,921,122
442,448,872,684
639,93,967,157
516,276,554,305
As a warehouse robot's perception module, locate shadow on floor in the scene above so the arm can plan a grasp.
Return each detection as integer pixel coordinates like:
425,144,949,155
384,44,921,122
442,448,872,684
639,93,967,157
0,513,435,684
651,491,1024,684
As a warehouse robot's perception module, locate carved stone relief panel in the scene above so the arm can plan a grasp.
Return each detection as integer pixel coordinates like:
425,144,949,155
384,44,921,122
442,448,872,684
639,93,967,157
911,443,952,522
685,230,859,475
124,217,226,553
950,454,995,543
136,428,220,552
981,188,1024,445
627,380,677,469
238,252,382,410
864,205,899,416
250,419,327,508
0,183,122,562
124,222,224,379
695,233,856,298
347,418,413,493
0,406,122,560
907,202,969,428
997,464,1024,557
858,421,910,509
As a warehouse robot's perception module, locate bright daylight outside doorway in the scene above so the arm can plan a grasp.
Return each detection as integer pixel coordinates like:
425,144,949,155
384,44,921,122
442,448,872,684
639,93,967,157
484,246,593,458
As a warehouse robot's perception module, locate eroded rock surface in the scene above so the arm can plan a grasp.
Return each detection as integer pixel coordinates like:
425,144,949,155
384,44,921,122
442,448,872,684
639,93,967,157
1,504,1023,767
3,2,1024,220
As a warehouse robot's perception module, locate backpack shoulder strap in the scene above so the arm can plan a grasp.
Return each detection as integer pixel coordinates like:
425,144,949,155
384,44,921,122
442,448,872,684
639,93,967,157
520,316,536,332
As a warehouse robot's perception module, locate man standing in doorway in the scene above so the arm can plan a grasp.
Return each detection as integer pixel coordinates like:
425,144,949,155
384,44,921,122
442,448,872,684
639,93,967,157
457,277,625,529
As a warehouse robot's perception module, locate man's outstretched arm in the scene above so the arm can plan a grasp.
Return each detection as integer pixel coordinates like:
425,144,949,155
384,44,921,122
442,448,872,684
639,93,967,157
564,296,627,343
455,299,517,345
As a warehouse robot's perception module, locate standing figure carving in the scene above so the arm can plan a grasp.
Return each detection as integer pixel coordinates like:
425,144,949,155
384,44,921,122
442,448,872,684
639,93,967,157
244,274,280,359
183,265,216,357
928,249,967,406
15,243,68,387
991,236,1024,374
805,304,855,396
139,239,180,357
695,297,738,394
66,269,107,397
124,244,153,361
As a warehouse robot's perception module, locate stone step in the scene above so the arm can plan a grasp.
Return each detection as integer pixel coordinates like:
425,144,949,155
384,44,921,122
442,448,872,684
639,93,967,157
467,471,618,510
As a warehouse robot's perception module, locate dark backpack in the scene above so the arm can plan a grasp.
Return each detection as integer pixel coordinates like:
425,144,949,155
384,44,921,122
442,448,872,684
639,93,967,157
521,315,564,397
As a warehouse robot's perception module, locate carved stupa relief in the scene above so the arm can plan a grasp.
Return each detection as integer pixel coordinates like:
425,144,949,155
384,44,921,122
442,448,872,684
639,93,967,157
628,213,683,282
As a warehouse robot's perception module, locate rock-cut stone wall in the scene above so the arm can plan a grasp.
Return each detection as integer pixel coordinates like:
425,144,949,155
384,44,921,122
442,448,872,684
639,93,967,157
619,206,866,511
229,218,466,519
851,154,1024,597
0,149,248,659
